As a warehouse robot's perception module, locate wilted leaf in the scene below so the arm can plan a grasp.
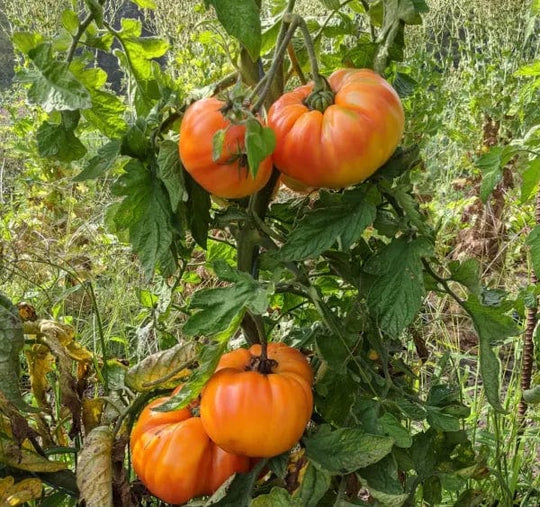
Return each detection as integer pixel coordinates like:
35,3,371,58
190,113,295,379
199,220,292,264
24,344,54,409
125,341,197,392
77,426,113,507
0,435,67,472
82,398,106,435
0,477,43,505
0,293,38,412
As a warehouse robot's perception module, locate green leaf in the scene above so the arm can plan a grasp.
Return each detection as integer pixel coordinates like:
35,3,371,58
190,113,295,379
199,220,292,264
183,271,268,336
111,160,176,276
121,119,151,161
245,120,276,178
212,129,226,162
74,140,122,181
423,476,442,506
82,90,128,138
278,186,379,261
476,146,517,202
364,236,433,337
185,173,211,249
448,259,481,295
61,10,80,35
36,121,87,162
379,413,412,448
304,425,394,473
0,293,39,412
17,44,91,112
294,462,331,505
523,385,540,404
358,456,408,507
426,407,461,432
84,0,104,27
319,0,340,9
526,225,540,279
206,0,262,61
462,295,520,411
520,158,540,203
252,487,293,506
12,31,44,54
157,140,188,210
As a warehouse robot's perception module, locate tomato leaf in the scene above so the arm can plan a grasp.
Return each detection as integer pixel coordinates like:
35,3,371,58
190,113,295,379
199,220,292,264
292,462,331,506
212,129,226,162
205,0,262,61
357,455,408,506
304,425,394,473
462,295,520,412
83,0,104,27
0,434,67,472
0,293,39,413
183,267,268,336
76,426,113,507
364,236,433,337
448,259,481,295
251,487,293,506
277,186,379,261
157,139,188,211
16,43,91,112
520,158,540,203
73,140,122,181
111,160,176,276
36,121,87,162
245,120,275,178
184,172,211,249
476,145,517,202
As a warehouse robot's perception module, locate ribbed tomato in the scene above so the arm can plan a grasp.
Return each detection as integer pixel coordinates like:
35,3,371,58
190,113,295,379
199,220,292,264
268,68,404,189
200,343,313,458
179,97,273,199
130,387,251,505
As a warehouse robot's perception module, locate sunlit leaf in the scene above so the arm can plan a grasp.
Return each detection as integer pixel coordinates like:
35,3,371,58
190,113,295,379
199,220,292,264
0,435,67,472
245,120,275,178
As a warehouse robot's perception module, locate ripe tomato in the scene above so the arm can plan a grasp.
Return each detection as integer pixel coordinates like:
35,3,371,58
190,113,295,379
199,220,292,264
130,387,251,505
267,68,404,189
200,343,313,458
179,97,273,199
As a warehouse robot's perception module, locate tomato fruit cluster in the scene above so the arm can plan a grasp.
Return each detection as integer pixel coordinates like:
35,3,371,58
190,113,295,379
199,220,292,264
130,343,313,504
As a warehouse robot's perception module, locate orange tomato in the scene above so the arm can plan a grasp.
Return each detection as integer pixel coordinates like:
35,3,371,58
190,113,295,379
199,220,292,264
200,343,313,458
179,97,273,199
130,387,251,505
268,68,404,189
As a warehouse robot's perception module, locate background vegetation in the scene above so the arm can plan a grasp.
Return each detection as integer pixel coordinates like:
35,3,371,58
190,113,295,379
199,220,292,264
0,0,539,505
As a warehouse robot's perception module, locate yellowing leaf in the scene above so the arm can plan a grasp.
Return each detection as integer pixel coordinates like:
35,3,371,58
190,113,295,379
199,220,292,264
25,344,54,408
0,435,67,472
39,320,75,346
82,398,105,435
0,477,14,498
77,426,113,507
2,478,42,505
65,341,93,363
125,341,197,392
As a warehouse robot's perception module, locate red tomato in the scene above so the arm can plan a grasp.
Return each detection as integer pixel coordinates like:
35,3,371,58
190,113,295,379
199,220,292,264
200,343,313,458
179,97,273,199
268,68,404,189
130,387,251,505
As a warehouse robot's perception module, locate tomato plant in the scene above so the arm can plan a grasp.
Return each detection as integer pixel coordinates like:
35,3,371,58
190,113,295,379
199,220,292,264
200,343,313,458
130,386,252,505
268,68,405,189
179,97,273,199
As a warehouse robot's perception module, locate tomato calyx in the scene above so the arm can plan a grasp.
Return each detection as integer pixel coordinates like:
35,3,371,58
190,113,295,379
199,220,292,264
304,75,335,112
248,355,278,375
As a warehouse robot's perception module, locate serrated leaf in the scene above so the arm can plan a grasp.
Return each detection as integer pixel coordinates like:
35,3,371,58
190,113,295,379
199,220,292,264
157,140,188,210
304,425,394,473
11,31,44,54
0,435,66,472
183,272,268,336
526,225,540,279
0,293,39,412
206,0,261,61
74,140,122,181
82,90,128,138
111,160,176,276
125,342,197,392
448,258,481,294
278,186,379,261
476,146,517,202
36,121,87,162
365,236,433,337
245,120,275,178
17,44,91,112
462,295,520,412
76,426,113,507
